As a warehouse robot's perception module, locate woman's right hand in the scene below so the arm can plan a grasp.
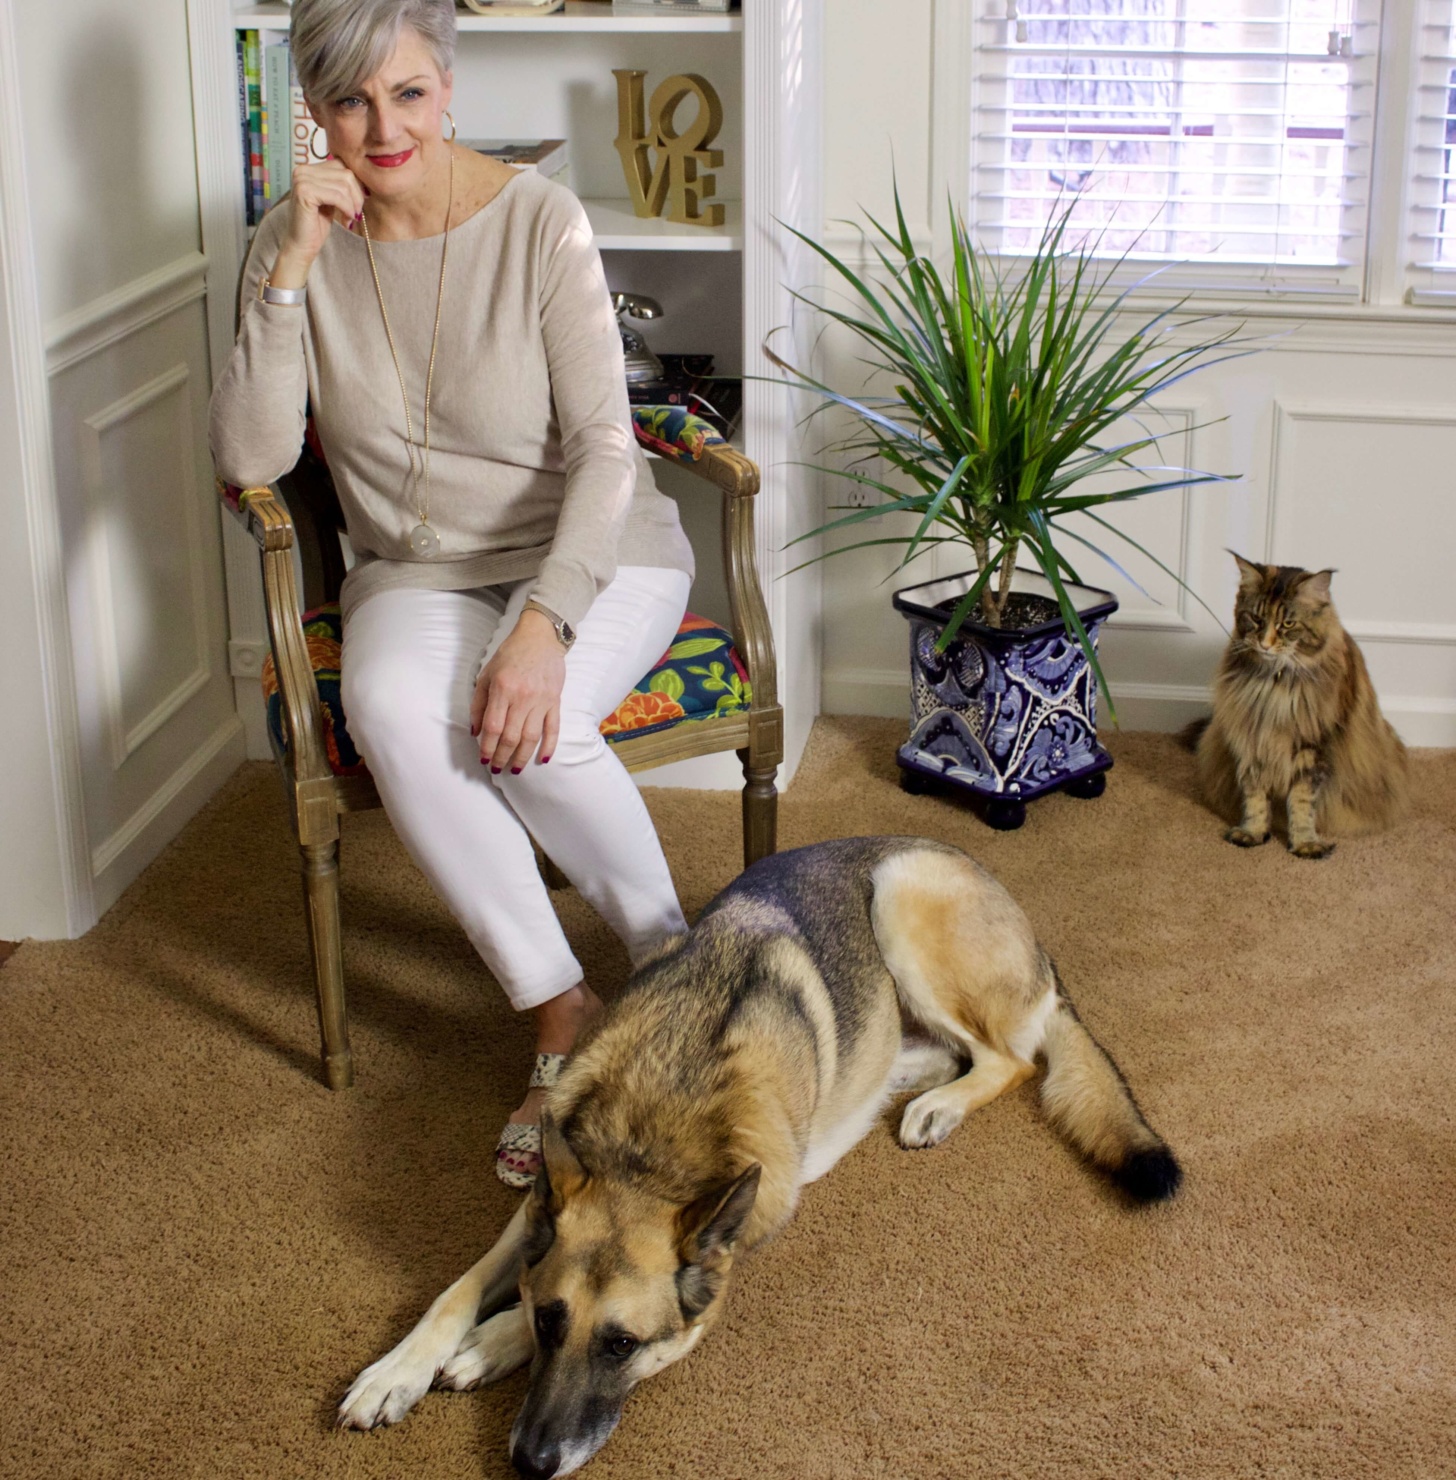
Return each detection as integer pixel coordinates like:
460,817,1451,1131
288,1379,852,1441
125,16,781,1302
269,157,368,286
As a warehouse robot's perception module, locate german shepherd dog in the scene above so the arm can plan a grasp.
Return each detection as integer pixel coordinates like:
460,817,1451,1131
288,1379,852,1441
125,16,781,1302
338,837,1180,1476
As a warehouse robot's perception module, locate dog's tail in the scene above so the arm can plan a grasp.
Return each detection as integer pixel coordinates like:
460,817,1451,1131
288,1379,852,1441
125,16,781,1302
1039,973,1182,1204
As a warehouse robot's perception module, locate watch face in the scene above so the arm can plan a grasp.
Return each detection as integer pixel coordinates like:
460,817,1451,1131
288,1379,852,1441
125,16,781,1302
561,620,577,646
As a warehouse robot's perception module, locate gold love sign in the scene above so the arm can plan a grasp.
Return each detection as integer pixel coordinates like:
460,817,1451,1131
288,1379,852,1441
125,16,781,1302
612,70,725,227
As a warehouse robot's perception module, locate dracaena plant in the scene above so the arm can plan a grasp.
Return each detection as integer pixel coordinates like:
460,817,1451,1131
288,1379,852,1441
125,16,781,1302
770,184,1254,705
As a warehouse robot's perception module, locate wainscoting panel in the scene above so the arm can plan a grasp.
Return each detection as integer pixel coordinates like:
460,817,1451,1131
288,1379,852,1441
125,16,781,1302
79,364,209,767
47,292,243,915
1059,403,1202,634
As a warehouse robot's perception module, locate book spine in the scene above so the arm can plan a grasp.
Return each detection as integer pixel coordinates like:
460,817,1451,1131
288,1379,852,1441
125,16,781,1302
265,42,293,200
291,58,312,177
243,30,264,225
235,32,252,227
259,52,270,205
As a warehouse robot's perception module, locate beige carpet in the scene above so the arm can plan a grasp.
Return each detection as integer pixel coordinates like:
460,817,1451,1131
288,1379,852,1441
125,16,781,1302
2,719,1454,1479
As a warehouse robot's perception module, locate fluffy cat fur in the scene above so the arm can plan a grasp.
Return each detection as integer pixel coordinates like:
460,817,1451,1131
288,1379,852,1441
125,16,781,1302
1188,553,1408,859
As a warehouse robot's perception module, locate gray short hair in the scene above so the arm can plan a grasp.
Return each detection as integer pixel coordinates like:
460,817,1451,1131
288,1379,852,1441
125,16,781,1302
290,0,457,104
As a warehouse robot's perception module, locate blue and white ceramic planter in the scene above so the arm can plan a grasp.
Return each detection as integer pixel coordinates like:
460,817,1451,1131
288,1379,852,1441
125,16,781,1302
892,569,1117,824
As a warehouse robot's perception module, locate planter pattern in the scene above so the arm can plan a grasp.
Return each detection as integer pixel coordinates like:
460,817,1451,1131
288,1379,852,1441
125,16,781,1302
900,613,1112,799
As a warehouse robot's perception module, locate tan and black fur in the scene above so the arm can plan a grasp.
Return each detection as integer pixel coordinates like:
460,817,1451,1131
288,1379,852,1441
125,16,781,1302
1190,553,1408,858
337,838,1180,1477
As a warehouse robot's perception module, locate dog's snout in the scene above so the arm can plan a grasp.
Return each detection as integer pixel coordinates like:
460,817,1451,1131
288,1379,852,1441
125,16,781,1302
511,1443,561,1480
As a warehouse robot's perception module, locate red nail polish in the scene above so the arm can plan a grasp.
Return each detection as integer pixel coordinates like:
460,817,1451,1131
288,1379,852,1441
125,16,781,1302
540,755,551,765
511,767,522,775
491,766,502,775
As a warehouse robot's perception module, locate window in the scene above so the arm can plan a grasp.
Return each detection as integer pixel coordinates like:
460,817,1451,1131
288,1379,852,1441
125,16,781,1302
969,1,1380,297
1406,0,1456,302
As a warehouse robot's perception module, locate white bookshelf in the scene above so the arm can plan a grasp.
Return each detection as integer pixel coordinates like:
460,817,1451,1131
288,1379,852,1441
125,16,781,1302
198,0,823,785
581,198,741,250
235,2,743,34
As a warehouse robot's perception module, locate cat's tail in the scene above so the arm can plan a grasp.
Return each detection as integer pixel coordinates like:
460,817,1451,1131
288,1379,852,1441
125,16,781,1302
1177,715,1210,752
1040,973,1182,1204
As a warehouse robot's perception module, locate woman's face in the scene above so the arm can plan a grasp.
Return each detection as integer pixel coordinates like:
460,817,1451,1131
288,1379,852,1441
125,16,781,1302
311,26,453,199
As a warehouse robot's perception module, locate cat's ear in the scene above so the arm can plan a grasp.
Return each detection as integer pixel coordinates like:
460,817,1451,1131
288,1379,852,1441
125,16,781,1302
1228,550,1264,591
1300,568,1334,602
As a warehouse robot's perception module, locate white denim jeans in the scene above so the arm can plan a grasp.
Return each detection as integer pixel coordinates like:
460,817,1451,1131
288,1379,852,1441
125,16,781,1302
341,566,692,1010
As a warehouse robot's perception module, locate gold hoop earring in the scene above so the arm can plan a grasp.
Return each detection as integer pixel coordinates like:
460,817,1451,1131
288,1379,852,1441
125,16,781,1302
443,111,457,144
309,126,330,161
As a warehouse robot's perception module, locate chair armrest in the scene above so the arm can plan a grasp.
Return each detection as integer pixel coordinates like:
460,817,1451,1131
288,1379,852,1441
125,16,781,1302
220,480,333,784
671,442,760,500
642,433,778,725
217,478,297,554
721,482,778,725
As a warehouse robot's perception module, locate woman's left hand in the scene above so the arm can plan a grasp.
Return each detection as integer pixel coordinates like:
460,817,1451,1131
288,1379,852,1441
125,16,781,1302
470,610,566,772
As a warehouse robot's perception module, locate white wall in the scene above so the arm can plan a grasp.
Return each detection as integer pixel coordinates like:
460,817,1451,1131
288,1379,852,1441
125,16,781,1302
0,195,73,940
816,0,1456,746
1,0,243,938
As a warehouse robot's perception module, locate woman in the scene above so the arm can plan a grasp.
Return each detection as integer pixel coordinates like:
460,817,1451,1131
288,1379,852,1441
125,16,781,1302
210,0,695,1188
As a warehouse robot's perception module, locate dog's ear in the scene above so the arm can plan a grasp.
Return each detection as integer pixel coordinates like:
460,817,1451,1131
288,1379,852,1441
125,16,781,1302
678,1163,761,1264
674,1164,761,1321
536,1111,588,1217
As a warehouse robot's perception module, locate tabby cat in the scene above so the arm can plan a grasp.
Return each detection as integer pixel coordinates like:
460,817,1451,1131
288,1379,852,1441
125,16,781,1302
1190,553,1408,858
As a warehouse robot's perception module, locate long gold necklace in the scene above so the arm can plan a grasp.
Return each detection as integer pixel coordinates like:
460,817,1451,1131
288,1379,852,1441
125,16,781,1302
361,148,453,558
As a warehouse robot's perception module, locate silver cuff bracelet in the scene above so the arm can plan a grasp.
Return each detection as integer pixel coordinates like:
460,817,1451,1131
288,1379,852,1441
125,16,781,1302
259,279,307,306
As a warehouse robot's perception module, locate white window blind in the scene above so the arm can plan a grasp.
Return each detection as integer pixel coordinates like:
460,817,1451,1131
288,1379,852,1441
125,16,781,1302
1406,0,1456,303
969,0,1379,297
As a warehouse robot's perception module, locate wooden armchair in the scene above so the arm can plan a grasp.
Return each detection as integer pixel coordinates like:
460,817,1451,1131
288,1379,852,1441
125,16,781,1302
220,416,781,1090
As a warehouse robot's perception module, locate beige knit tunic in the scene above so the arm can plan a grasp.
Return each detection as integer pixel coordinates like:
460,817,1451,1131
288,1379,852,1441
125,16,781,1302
209,169,693,628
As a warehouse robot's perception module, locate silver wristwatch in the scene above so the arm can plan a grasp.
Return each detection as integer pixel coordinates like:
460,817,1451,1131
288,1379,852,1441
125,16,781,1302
523,599,577,650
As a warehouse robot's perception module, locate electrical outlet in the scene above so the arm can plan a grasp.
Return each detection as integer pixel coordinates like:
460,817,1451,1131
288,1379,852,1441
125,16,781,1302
838,457,887,520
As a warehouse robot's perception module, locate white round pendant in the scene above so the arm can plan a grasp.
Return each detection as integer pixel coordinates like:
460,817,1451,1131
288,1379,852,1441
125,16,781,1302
409,522,440,557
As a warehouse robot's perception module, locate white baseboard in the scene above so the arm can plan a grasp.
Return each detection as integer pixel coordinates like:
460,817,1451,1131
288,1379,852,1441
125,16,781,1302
632,749,746,792
1105,682,1210,733
90,717,248,919
1381,698,1456,749
821,667,910,721
822,668,1454,747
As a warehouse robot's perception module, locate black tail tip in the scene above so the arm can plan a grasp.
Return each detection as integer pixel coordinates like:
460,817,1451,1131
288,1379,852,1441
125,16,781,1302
1115,1147,1183,1203
1176,716,1210,753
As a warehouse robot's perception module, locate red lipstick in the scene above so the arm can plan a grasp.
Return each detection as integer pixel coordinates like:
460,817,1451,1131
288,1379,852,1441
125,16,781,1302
368,148,415,168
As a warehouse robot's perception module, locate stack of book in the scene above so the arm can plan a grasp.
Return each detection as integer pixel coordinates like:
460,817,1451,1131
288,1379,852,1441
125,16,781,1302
464,139,570,186
611,0,736,13
459,1,567,15
236,30,309,227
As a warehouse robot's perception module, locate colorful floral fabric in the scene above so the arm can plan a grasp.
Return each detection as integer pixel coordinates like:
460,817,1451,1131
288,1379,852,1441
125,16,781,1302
629,406,726,465
603,612,751,742
262,605,750,776
261,606,367,777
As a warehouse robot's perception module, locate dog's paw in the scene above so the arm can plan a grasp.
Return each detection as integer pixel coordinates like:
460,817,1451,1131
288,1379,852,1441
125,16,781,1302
1290,838,1335,860
439,1306,533,1391
337,1342,439,1430
1224,826,1269,848
899,1088,965,1149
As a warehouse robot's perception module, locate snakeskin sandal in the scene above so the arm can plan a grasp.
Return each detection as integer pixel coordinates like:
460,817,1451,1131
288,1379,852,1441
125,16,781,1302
495,1051,567,1190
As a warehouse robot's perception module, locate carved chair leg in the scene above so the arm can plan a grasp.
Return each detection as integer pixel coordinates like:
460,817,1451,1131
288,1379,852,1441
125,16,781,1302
738,747,779,869
300,839,354,1090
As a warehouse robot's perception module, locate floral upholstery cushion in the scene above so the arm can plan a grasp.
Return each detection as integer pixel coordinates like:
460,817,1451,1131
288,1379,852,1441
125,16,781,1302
262,605,751,776
261,606,367,776
629,406,726,465
600,612,751,741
